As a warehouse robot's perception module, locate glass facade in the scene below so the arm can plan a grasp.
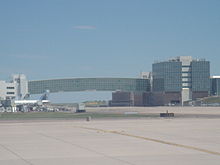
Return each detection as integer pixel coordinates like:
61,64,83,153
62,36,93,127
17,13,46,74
191,61,210,92
153,58,210,93
28,78,150,94
210,78,220,96
152,61,182,92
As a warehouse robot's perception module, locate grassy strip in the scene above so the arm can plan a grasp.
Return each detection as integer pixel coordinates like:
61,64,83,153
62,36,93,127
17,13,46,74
202,97,220,104
0,112,156,120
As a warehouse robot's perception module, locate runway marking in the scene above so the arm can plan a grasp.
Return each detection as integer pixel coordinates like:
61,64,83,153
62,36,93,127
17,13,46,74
38,133,135,165
77,126,220,156
0,143,33,165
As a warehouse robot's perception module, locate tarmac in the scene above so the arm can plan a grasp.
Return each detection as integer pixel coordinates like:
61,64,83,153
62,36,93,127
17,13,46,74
1,107,220,165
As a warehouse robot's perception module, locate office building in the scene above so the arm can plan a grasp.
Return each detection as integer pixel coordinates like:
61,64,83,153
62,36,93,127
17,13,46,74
152,56,210,105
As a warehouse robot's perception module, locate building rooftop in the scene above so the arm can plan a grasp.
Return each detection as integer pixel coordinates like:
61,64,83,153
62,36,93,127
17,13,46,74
154,56,207,64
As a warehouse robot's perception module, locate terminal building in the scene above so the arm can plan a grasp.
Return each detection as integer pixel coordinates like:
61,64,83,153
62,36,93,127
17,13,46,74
0,56,217,107
28,78,151,107
151,56,210,105
28,78,150,94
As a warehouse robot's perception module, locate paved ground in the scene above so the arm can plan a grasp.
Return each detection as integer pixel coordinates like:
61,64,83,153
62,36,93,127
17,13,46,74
1,107,220,165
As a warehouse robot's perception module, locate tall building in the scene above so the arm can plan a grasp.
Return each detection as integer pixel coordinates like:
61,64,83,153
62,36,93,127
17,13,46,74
191,59,210,99
152,56,210,105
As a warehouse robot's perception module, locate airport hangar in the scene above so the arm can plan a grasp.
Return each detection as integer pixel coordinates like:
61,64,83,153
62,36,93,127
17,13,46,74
28,78,151,106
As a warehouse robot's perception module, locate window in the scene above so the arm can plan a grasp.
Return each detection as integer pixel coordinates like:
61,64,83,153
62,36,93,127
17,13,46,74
7,92,15,95
7,87,14,89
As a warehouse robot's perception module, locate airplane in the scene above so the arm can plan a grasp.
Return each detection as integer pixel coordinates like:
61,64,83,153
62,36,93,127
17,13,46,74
14,90,50,105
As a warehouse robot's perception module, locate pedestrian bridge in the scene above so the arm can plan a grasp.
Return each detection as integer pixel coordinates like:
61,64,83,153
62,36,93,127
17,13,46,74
28,78,150,94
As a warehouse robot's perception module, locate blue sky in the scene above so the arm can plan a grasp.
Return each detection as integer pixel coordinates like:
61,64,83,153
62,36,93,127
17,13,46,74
1,0,220,102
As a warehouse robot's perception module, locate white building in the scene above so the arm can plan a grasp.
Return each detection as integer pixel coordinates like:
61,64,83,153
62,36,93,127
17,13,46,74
0,81,16,100
140,72,151,79
0,74,28,100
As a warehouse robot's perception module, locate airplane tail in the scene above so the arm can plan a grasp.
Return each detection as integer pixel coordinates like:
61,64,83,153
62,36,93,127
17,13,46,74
23,93,30,99
40,90,50,101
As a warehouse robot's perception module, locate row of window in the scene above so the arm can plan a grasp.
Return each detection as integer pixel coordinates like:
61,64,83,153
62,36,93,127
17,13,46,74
7,92,15,95
6,86,15,89
28,79,149,94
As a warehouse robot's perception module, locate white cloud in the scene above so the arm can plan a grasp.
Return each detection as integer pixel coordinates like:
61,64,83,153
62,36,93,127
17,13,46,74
73,25,96,30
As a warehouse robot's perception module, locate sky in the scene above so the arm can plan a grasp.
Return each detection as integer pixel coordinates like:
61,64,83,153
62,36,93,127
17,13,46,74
1,0,220,102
